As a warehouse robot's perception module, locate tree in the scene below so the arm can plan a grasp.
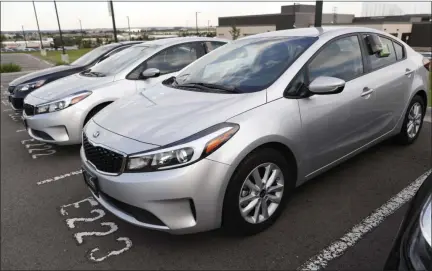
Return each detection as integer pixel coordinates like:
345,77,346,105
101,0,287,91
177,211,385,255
229,25,241,40
0,34,6,42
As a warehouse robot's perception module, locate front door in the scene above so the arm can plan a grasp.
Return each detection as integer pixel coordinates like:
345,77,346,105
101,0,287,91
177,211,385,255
135,42,206,92
297,34,380,176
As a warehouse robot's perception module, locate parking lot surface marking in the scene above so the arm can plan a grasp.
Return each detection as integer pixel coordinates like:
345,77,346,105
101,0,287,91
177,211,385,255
88,237,133,263
298,169,432,271
59,197,133,262
37,169,83,186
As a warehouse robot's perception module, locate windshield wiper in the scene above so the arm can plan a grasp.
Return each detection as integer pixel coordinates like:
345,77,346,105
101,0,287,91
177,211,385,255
177,82,241,93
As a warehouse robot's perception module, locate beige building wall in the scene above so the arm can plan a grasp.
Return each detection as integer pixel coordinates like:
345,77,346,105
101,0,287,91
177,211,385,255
216,25,276,40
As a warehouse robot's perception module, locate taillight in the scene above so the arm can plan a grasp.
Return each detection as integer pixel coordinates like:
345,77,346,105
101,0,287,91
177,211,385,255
423,57,431,71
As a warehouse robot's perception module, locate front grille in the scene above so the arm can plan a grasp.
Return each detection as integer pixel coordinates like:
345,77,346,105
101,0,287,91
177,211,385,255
8,86,15,93
101,192,166,226
23,104,35,116
10,97,24,110
83,133,125,174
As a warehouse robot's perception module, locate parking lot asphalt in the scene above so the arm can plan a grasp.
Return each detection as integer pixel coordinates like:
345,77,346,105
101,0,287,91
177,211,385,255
1,67,431,270
1,53,52,72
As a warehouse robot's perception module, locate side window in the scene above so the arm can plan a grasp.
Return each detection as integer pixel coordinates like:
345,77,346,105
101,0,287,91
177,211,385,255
204,41,226,53
364,35,397,70
393,42,405,60
308,35,363,82
145,43,201,74
285,69,308,97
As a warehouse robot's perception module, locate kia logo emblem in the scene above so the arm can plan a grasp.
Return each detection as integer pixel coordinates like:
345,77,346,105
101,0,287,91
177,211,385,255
93,131,100,138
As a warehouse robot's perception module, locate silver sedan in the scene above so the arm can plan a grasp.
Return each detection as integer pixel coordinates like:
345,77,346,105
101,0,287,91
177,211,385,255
22,37,228,145
81,27,430,235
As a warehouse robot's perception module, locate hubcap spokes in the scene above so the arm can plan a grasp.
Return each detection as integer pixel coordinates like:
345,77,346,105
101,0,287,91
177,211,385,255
239,163,284,224
407,103,422,138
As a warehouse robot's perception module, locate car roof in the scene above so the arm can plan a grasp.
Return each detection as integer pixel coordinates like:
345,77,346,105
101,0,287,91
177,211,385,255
129,37,229,48
118,41,145,45
240,26,387,40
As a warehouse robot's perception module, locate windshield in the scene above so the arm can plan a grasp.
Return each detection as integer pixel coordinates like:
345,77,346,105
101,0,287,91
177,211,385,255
71,44,119,66
88,45,159,76
174,36,317,93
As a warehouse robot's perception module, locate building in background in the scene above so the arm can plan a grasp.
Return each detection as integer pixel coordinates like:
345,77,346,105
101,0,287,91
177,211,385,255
216,4,354,39
323,14,431,45
361,3,403,17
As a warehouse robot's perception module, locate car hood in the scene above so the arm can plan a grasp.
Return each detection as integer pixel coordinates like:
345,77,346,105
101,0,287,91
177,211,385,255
29,73,116,101
93,84,266,146
9,65,82,86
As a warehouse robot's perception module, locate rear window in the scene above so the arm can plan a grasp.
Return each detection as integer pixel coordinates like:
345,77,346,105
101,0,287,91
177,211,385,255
393,42,405,60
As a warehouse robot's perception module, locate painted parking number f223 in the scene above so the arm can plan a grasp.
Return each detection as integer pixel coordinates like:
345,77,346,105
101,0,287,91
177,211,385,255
59,197,133,263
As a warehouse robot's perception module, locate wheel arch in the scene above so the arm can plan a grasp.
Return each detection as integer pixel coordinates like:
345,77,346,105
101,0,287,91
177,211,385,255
83,101,114,126
218,139,300,223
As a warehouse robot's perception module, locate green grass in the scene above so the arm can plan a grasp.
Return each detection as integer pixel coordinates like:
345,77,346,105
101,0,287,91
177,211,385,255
0,63,22,73
28,48,92,65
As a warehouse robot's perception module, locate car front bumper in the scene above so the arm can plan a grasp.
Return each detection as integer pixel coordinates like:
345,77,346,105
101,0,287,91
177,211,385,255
80,146,232,235
23,96,85,145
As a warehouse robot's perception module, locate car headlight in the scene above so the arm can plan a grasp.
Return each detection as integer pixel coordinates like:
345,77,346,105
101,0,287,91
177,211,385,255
35,91,92,115
407,195,431,270
16,80,46,92
125,123,239,172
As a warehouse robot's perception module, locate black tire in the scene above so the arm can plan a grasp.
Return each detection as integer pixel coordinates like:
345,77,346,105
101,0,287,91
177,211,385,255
83,103,110,126
222,148,295,236
394,95,425,145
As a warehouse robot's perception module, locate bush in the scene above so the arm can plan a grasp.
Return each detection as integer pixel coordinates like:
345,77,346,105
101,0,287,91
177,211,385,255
0,63,22,73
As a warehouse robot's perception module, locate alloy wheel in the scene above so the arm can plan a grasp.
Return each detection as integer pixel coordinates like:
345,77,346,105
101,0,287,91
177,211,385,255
238,163,284,224
407,102,422,139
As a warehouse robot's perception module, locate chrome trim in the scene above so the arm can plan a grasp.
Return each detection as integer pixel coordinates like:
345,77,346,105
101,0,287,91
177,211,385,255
83,132,128,176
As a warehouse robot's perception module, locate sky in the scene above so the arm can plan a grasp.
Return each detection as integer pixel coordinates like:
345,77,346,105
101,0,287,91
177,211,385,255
1,1,431,32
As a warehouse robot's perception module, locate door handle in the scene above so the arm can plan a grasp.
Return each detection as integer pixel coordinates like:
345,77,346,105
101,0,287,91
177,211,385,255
405,69,413,76
361,87,374,97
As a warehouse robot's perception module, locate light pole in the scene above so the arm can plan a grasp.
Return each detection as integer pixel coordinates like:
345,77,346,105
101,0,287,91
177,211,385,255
32,1,43,49
314,0,323,27
53,0,66,54
79,19,84,39
195,12,200,36
21,25,28,48
109,1,118,42
127,16,131,41
207,20,210,33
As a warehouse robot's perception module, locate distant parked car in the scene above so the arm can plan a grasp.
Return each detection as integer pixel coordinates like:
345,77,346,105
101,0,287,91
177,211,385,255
79,27,429,235
384,172,431,271
23,37,228,145
7,41,143,111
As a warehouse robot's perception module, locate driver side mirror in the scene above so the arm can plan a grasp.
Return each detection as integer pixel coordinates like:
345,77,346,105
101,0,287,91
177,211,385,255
308,76,345,95
141,68,161,79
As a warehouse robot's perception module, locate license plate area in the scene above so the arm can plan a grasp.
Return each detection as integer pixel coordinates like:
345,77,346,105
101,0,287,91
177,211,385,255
82,168,99,196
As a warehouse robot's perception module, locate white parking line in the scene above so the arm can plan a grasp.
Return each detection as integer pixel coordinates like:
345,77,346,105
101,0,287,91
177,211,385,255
298,169,431,271
36,169,82,186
